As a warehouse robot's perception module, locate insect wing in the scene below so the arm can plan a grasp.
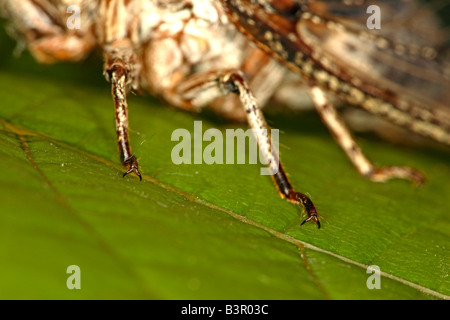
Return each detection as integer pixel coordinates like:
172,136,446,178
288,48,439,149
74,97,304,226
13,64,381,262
298,0,450,122
222,0,450,129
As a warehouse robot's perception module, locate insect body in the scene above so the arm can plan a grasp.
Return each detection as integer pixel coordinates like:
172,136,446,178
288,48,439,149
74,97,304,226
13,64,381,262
1,0,448,228
221,0,450,178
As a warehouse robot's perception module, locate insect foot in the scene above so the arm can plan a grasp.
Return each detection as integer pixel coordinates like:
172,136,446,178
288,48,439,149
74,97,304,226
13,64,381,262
122,155,142,181
367,166,425,186
286,191,321,229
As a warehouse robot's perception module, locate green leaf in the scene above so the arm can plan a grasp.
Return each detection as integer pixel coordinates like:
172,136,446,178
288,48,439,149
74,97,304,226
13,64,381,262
0,24,448,300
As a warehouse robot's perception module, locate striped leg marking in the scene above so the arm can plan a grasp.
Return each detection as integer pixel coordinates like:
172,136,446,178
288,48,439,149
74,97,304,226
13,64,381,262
310,86,425,184
174,69,321,227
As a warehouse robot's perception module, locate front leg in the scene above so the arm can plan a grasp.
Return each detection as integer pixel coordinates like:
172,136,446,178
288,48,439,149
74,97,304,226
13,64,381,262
1,0,95,63
105,57,141,181
104,45,142,181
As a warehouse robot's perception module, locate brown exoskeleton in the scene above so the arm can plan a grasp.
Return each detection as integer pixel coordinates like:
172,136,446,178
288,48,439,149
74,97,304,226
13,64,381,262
221,0,450,171
1,0,449,228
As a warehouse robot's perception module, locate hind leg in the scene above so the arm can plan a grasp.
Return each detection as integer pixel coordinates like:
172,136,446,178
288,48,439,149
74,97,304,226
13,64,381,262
160,68,321,227
310,86,424,184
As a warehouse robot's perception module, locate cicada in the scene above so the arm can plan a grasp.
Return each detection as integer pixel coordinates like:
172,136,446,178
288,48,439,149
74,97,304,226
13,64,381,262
1,0,448,228
221,0,450,164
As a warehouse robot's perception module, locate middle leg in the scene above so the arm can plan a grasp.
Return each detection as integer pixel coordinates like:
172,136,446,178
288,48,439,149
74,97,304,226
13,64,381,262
170,69,321,227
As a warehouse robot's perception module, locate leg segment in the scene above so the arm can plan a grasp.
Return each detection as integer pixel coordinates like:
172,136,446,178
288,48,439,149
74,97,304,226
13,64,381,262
310,86,425,184
1,0,95,63
171,69,321,227
104,45,142,180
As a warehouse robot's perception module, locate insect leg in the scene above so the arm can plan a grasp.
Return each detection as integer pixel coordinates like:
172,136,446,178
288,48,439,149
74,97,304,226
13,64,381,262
310,86,425,184
173,69,320,227
104,47,142,181
1,0,95,63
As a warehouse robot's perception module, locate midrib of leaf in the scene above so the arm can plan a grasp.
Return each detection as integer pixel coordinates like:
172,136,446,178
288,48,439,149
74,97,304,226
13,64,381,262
298,246,330,299
3,119,448,300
